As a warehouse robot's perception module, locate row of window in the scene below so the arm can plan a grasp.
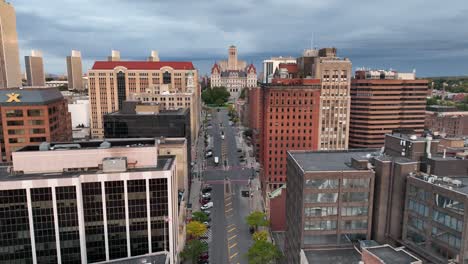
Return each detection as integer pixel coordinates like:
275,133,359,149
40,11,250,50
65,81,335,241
6,109,44,118
304,178,370,189
304,206,368,217
304,192,369,203
304,219,367,231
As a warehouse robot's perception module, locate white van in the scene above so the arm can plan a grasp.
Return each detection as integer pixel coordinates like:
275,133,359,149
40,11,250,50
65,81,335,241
214,156,219,165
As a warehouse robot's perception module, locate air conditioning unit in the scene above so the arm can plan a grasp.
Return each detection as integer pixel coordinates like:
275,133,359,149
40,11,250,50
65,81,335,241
102,157,127,173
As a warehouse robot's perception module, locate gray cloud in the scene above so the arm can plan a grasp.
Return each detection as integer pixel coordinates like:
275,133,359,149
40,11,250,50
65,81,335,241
11,0,468,76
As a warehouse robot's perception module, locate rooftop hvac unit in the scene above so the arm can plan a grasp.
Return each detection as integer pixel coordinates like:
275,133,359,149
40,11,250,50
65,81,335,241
453,180,462,187
102,157,127,173
443,177,452,183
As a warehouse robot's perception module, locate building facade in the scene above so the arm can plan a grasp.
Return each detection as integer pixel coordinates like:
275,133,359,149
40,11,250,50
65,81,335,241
0,139,179,264
0,0,21,89
285,150,376,264
262,56,296,83
25,50,45,87
0,87,72,161
425,110,468,138
104,101,191,191
350,70,428,148
248,83,321,190
210,46,257,99
88,57,200,141
67,50,84,91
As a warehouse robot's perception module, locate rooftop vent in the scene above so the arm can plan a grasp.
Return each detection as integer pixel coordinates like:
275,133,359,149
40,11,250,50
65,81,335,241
39,142,51,151
99,141,111,149
50,144,81,150
410,135,417,140
102,157,127,173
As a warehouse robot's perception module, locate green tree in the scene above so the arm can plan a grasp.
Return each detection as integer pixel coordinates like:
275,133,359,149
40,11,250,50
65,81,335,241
246,240,282,264
201,86,230,105
239,88,247,99
252,231,268,242
181,240,208,264
246,211,269,231
215,98,225,106
192,211,209,222
186,221,207,238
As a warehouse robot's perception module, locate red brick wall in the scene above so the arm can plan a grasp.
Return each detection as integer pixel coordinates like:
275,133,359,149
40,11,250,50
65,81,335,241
270,188,287,231
361,249,383,264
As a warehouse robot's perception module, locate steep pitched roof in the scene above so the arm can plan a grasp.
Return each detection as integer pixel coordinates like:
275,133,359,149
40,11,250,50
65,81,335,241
91,61,195,70
247,64,256,74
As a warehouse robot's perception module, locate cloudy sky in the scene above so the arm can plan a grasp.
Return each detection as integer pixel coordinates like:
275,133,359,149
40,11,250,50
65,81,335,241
13,0,468,77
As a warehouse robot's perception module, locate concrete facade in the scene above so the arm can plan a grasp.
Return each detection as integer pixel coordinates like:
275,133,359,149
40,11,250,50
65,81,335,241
88,59,200,142
66,50,84,91
262,56,296,83
25,50,45,87
350,70,428,148
0,0,21,89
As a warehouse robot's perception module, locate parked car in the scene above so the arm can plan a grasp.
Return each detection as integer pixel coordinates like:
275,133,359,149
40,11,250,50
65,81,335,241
202,186,212,193
202,192,211,198
199,252,209,260
221,134,225,140
249,226,255,234
200,198,211,205
205,151,213,158
201,202,213,210
203,210,211,216
237,149,242,153
204,222,211,228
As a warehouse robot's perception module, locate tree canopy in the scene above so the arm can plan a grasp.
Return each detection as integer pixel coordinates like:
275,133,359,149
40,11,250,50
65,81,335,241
186,221,207,238
192,211,209,222
246,240,283,264
202,86,230,105
252,231,268,242
246,211,269,231
181,240,208,264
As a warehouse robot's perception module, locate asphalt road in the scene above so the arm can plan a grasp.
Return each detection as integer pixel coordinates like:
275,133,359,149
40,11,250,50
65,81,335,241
202,108,254,264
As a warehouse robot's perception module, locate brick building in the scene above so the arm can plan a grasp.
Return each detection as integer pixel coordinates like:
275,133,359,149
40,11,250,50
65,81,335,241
0,87,72,161
425,110,468,138
350,70,428,148
88,52,200,141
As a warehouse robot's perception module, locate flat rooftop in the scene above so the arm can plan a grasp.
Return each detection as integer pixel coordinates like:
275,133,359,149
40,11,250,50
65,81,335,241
108,108,189,116
0,87,64,106
304,248,361,264
16,138,158,152
386,133,429,142
413,174,468,196
289,149,379,172
366,245,419,264
108,252,168,264
0,157,174,182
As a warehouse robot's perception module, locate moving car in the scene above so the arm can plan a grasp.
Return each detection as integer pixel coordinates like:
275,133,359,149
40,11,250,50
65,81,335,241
201,202,213,210
205,151,213,158
214,156,219,165
202,192,211,198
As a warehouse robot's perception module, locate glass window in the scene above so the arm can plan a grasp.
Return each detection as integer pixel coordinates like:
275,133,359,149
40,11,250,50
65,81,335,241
304,192,338,203
30,137,47,143
432,209,463,232
434,194,464,215
305,206,337,217
6,120,24,126
432,226,461,249
30,128,46,134
304,220,337,231
305,179,339,189
5,109,23,117
163,71,171,84
29,120,45,125
27,109,43,117
408,217,425,231
8,138,26,144
341,192,369,203
341,206,368,216
341,219,368,230
8,129,24,135
343,178,369,188
406,228,426,244
408,184,431,201
408,199,429,217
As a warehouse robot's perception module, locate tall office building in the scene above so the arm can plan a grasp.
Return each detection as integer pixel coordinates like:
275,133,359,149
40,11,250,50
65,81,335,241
0,87,72,161
0,0,21,88
148,50,160,62
0,138,178,264
296,48,352,150
88,55,200,141
285,149,376,263
66,50,84,91
350,69,428,148
25,50,45,87
108,50,121,61
262,56,296,83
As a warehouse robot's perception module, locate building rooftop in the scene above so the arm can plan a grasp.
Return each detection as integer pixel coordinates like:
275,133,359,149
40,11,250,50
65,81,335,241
289,149,379,172
304,248,361,264
387,132,429,142
91,61,195,70
366,245,420,264
108,252,168,264
0,87,64,106
16,138,158,152
0,156,174,182
108,107,189,116
413,174,468,196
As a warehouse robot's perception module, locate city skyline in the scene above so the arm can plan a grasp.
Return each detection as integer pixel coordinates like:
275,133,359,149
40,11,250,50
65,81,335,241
11,0,468,77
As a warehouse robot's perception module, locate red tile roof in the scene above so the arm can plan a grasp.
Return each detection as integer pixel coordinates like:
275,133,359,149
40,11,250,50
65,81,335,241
91,61,195,70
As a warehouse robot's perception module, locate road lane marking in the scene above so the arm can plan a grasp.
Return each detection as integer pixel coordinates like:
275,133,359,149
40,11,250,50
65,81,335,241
229,242,237,249
229,252,238,259
225,208,233,213
228,234,237,241
227,224,235,228
225,202,232,206
228,227,236,233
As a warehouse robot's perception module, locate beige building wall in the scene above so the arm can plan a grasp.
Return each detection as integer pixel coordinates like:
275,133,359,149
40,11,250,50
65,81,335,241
158,138,188,192
316,58,352,150
218,45,247,71
67,50,83,90
0,0,21,88
25,50,45,86
89,65,200,141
